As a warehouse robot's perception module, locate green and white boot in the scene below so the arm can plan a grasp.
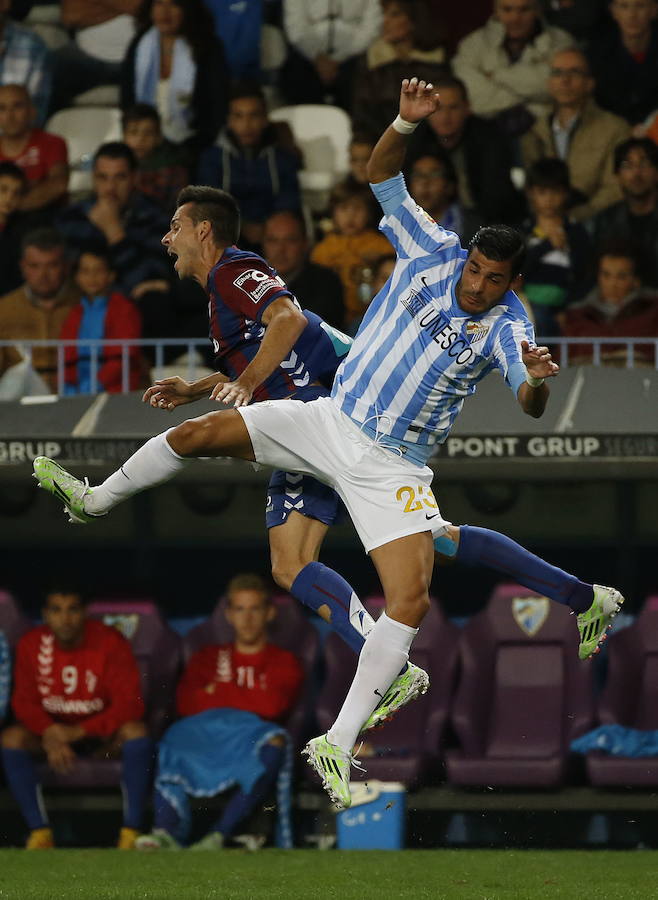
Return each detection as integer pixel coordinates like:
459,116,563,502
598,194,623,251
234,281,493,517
189,832,224,851
302,734,364,809
33,456,98,524
362,662,430,731
576,585,624,660
134,829,181,851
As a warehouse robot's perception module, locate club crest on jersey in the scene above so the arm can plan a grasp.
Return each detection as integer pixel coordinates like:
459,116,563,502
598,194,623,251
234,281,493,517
466,320,490,344
233,268,285,303
512,596,550,636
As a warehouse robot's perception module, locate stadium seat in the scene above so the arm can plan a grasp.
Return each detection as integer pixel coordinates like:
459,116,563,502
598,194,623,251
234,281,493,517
45,107,122,195
585,597,658,786
0,589,32,649
313,596,460,786
183,595,319,750
38,600,181,789
445,583,594,788
74,15,136,63
269,104,351,193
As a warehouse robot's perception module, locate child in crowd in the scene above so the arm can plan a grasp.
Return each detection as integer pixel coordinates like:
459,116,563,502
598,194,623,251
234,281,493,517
311,180,391,331
60,246,142,394
122,104,190,215
521,158,592,337
0,161,28,296
348,136,374,186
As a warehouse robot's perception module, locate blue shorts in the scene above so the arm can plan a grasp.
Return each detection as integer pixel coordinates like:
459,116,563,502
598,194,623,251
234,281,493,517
264,382,345,530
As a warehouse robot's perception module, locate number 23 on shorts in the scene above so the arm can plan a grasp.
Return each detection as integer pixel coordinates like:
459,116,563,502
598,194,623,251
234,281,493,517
396,484,438,513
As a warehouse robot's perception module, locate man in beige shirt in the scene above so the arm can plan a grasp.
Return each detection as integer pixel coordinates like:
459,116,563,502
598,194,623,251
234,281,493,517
522,46,630,221
0,228,78,393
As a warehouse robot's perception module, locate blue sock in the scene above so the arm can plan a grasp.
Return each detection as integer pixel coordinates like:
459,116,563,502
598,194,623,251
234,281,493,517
213,742,284,839
121,736,155,829
153,789,187,843
454,525,593,613
291,562,373,654
1,747,48,830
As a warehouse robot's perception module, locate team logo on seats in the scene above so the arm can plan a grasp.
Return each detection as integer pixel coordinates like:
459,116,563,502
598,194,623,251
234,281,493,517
512,596,550,636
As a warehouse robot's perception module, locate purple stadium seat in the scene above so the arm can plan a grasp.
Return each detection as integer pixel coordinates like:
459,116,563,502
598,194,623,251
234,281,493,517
445,583,594,788
39,600,181,789
313,595,460,787
586,597,658,786
182,594,319,750
0,589,32,648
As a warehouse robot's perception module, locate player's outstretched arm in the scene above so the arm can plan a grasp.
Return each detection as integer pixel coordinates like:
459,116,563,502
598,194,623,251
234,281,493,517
367,77,441,184
142,372,229,411
517,340,559,418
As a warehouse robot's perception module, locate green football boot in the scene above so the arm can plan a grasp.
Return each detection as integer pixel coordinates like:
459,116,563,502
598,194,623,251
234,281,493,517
33,456,97,524
189,832,224,851
576,585,624,660
362,662,430,732
134,830,181,851
302,734,364,809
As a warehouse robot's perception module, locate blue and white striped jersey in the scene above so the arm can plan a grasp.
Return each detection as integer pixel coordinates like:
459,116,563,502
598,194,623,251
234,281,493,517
331,178,535,465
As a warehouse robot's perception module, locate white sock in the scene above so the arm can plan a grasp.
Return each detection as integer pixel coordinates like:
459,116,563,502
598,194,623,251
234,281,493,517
85,430,190,514
327,612,417,753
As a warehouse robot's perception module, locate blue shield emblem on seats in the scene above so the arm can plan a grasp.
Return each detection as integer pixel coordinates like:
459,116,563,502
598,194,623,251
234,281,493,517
512,597,550,636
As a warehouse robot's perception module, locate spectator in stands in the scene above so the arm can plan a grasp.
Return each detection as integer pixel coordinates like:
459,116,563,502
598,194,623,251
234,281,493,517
351,251,396,332
0,85,69,217
121,103,189,214
351,0,448,141
121,0,228,148
262,210,346,329
452,0,572,137
589,138,658,288
348,136,374,186
539,0,607,41
521,157,593,336
56,142,175,340
0,585,153,849
521,47,630,222
60,246,143,395
0,160,27,295
197,84,301,251
587,0,658,125
561,241,658,365
407,74,526,224
280,0,381,109
135,574,302,851
408,153,481,243
51,0,140,112
311,180,392,332
203,0,263,81
0,228,78,395
0,0,51,125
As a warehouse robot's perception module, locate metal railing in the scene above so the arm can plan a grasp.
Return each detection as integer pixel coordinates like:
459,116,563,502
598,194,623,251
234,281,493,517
1,336,657,397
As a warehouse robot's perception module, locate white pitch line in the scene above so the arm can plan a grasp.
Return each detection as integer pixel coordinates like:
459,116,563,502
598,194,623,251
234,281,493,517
71,393,108,436
555,368,585,433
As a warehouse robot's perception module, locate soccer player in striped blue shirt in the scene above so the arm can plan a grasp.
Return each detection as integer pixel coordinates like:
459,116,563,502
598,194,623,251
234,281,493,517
33,80,623,807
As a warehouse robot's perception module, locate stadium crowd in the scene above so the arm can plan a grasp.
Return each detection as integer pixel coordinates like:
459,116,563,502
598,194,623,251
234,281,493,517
1,0,658,398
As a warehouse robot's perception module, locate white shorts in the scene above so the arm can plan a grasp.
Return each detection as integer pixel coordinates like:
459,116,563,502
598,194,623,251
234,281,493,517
237,395,450,553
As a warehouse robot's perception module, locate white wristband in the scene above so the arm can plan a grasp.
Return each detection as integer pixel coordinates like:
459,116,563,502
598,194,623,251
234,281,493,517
392,115,418,135
526,373,545,388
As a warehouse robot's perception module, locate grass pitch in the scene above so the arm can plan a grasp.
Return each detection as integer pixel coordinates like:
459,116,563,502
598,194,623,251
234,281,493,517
0,849,655,900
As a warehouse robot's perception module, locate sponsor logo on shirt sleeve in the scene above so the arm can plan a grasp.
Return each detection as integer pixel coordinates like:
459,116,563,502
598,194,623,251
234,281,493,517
233,268,286,303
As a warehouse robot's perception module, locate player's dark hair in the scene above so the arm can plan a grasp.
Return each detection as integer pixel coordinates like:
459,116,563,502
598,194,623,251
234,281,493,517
613,137,658,173
121,102,161,131
43,581,88,606
93,141,138,172
20,226,66,256
0,160,27,188
468,225,526,274
525,157,571,191
228,81,267,111
225,573,271,604
264,208,307,238
177,185,241,245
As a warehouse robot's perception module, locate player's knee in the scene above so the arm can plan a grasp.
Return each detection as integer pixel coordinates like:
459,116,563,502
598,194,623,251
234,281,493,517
270,558,303,592
169,419,211,457
116,721,148,743
388,588,430,625
1,724,34,750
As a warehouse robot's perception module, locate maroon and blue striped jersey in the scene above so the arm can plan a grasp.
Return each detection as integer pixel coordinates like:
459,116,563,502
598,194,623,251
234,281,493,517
207,246,351,401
